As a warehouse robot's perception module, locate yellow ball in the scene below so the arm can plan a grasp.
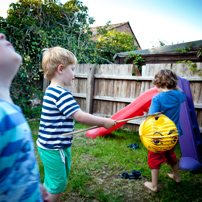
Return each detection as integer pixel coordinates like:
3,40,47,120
139,114,178,153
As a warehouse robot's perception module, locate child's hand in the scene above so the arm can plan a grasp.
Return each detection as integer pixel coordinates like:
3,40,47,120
103,118,116,129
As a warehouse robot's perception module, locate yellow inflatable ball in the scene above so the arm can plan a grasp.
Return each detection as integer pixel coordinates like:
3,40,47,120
139,114,178,153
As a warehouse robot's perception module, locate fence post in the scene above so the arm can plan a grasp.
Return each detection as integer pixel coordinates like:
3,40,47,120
43,78,50,93
86,65,96,114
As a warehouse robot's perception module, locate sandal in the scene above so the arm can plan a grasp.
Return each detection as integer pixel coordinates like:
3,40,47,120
131,169,142,179
127,143,139,150
121,172,136,179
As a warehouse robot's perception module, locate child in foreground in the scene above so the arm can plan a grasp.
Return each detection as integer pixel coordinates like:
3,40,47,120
37,47,116,202
0,33,49,201
144,69,185,192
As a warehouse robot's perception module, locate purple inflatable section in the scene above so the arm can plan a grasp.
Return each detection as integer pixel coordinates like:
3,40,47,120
178,76,202,171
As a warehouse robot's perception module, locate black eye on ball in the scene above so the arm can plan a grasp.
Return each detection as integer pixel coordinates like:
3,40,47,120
168,130,176,135
153,139,161,145
154,132,163,136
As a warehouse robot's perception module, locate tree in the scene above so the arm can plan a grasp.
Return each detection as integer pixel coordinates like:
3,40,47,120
96,23,138,63
0,0,139,114
0,0,96,115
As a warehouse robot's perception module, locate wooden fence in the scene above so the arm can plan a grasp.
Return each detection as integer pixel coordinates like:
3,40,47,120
43,63,202,132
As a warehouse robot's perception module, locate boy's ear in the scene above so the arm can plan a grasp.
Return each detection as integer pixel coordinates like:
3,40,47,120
56,64,63,75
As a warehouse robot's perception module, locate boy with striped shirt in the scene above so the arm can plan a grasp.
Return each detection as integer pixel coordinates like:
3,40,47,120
37,47,116,202
0,33,49,201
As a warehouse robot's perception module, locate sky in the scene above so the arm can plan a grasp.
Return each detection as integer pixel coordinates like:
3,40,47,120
1,0,202,49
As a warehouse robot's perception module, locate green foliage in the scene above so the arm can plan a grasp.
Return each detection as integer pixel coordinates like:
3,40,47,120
159,40,166,47
26,105,42,119
97,29,138,53
124,53,145,75
175,43,202,77
151,39,175,48
197,45,202,58
0,0,142,116
177,60,202,76
0,1,139,115
133,54,145,70
175,42,193,53
0,0,97,115
96,22,138,63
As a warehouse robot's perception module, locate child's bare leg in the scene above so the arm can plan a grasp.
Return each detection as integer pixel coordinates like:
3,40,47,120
144,169,159,192
167,164,181,183
49,192,61,202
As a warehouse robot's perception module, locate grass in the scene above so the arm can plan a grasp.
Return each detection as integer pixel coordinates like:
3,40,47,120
30,121,202,202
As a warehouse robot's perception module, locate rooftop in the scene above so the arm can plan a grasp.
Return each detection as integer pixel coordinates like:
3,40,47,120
90,21,130,37
114,39,202,59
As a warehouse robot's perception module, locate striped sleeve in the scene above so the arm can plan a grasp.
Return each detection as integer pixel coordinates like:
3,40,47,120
0,106,24,175
56,91,80,118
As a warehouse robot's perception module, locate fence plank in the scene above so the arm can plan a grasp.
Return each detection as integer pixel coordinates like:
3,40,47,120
86,65,95,113
172,62,202,77
43,78,50,92
142,63,171,76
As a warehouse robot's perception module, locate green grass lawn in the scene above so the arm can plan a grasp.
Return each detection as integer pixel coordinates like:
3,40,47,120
30,121,202,202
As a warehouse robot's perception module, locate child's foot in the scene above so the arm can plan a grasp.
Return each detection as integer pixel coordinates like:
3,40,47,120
167,173,181,183
144,181,158,192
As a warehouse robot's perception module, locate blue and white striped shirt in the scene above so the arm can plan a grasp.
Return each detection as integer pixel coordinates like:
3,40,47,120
37,84,80,150
0,99,42,202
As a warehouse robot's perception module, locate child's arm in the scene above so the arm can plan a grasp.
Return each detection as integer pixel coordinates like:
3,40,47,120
148,97,161,115
71,110,116,129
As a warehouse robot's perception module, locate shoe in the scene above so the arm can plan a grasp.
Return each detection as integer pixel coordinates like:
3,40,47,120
127,143,139,150
131,169,142,179
121,172,135,179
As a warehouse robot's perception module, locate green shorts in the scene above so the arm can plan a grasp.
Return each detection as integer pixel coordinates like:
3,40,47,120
37,146,71,194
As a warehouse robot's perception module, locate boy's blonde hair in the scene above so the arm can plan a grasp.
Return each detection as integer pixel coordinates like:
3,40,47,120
42,46,77,80
153,69,178,89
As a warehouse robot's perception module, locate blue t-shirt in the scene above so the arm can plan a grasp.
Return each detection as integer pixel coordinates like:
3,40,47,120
0,99,42,202
37,84,80,150
149,89,185,136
